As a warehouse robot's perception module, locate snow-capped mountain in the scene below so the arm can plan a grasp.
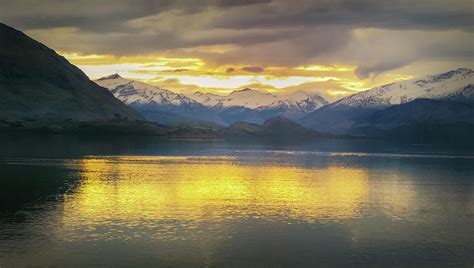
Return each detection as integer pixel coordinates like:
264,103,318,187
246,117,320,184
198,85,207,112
190,88,328,114
96,74,198,107
191,88,276,108
276,91,329,113
300,68,474,134
95,74,218,125
336,67,473,108
96,74,329,125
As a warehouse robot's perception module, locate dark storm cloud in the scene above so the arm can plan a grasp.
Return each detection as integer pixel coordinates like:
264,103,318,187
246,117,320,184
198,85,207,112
213,0,271,8
209,26,352,66
0,0,270,33
349,29,474,78
211,0,474,32
1,0,472,77
2,0,471,33
0,0,175,32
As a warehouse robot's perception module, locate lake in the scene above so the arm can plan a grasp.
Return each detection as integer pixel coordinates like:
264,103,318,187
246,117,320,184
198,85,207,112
0,135,473,267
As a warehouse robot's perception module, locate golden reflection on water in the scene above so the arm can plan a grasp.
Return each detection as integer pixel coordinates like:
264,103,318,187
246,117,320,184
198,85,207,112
58,157,368,240
61,156,369,240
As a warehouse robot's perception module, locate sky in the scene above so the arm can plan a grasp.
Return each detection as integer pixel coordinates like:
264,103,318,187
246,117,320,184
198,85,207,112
1,0,473,100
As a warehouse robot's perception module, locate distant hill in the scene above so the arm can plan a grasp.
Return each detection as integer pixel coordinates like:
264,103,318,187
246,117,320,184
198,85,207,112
367,99,474,128
221,116,330,140
352,99,474,143
0,23,143,124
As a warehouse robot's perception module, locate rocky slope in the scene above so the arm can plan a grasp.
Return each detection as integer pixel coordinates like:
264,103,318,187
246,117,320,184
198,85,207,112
0,23,143,123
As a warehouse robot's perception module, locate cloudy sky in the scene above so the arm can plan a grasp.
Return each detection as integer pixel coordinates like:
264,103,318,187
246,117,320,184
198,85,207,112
1,0,473,100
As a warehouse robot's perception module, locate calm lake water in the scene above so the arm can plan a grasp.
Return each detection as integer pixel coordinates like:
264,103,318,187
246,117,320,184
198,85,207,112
0,135,473,267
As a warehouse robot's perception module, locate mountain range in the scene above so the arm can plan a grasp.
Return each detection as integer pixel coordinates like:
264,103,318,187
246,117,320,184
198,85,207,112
95,74,328,125
300,67,474,138
97,67,474,140
1,22,473,142
190,88,328,114
0,23,321,138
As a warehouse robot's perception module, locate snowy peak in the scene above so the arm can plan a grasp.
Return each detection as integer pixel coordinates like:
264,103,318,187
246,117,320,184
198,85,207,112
228,88,274,100
97,73,122,81
226,88,276,108
426,67,472,81
336,68,474,108
189,89,275,109
95,74,133,90
96,74,329,122
193,91,219,97
233,88,253,93
190,91,222,106
95,75,197,107
415,67,472,85
279,91,329,112
95,73,329,113
189,89,328,111
228,88,269,96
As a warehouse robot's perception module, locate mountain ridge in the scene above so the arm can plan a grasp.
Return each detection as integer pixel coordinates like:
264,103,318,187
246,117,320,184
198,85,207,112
189,87,328,113
333,67,473,108
0,23,143,122
300,68,474,134
96,75,329,125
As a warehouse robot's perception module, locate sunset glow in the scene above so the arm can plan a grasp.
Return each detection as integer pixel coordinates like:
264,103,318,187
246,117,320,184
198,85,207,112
59,52,422,99
3,0,467,99
1,1,473,267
